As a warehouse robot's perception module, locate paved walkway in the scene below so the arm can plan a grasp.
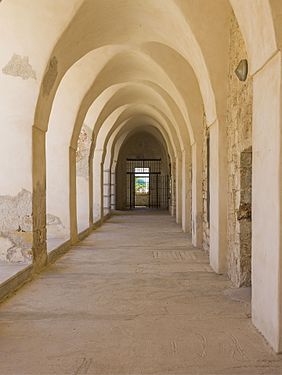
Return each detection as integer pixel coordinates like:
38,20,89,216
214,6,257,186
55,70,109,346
0,211,281,374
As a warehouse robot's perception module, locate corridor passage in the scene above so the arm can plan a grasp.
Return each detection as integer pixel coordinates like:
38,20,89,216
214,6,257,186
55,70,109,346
0,211,281,375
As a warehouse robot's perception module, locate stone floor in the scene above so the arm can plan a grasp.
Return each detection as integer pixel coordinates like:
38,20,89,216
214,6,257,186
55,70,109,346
0,211,282,375
0,261,29,284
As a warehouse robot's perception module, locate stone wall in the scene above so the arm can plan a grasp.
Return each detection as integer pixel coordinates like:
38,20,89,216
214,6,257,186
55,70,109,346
188,160,192,229
226,13,253,287
170,160,176,216
202,115,210,252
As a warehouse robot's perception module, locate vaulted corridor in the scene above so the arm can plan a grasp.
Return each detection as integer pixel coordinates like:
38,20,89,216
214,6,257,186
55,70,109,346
0,211,281,375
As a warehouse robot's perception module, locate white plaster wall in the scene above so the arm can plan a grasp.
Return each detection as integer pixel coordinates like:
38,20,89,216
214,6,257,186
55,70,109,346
230,0,277,74
102,124,126,215
252,52,281,352
0,49,36,196
181,149,191,233
46,51,116,239
76,176,89,233
93,150,103,223
175,157,182,225
192,142,203,247
0,0,83,196
46,129,71,239
0,1,83,79
209,121,227,273
0,91,34,195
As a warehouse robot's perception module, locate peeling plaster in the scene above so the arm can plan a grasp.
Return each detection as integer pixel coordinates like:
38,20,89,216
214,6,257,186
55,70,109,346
2,54,36,80
76,124,92,179
42,56,58,96
46,213,68,239
0,189,32,263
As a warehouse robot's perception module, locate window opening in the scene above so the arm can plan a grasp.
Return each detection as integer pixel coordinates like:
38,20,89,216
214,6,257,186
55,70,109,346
135,167,150,207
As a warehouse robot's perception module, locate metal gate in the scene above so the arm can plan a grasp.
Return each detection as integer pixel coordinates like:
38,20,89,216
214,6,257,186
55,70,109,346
126,159,169,209
126,173,135,208
151,174,170,208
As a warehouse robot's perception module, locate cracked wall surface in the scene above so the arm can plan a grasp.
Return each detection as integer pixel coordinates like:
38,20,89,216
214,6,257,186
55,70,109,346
2,54,36,80
0,189,33,263
76,124,92,179
226,13,252,287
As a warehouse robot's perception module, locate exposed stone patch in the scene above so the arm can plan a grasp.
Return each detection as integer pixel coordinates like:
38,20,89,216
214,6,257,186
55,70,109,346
0,189,33,263
171,161,176,215
0,234,32,263
237,203,251,221
188,161,192,232
2,54,36,80
0,189,32,233
46,213,68,239
226,13,253,287
42,56,58,96
76,125,92,180
202,115,210,252
47,213,63,227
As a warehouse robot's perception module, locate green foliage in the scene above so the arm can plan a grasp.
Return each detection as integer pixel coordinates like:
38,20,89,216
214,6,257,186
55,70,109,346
135,178,148,193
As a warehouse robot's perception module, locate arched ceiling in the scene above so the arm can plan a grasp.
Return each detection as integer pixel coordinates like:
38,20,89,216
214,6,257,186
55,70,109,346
103,121,173,171
115,125,170,163
42,46,201,142
80,83,189,149
89,104,181,160
0,0,280,189
109,122,173,174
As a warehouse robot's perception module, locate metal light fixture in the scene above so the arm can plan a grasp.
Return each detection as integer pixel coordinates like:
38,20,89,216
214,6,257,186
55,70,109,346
235,59,248,81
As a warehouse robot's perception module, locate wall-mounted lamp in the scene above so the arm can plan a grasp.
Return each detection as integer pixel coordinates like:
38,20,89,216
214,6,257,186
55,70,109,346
235,59,248,81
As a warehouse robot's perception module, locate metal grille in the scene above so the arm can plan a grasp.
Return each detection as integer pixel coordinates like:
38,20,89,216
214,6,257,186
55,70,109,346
126,173,135,208
126,159,161,173
126,159,169,209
